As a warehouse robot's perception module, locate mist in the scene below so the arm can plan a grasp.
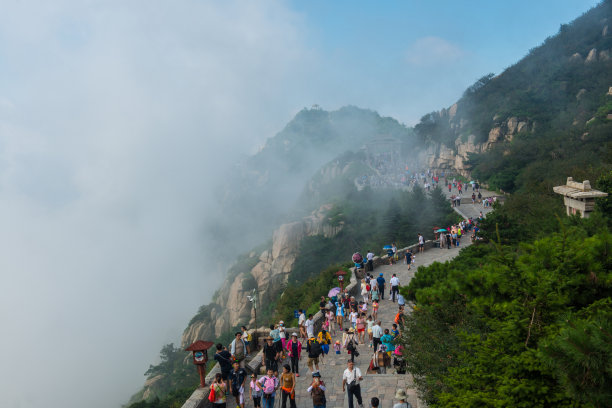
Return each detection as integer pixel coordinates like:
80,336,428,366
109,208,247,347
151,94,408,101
0,1,310,407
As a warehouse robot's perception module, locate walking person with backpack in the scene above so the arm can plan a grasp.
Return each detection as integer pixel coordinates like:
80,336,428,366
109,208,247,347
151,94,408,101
306,337,322,374
209,372,227,408
307,372,327,408
257,368,279,408
342,360,364,408
343,328,359,363
249,374,263,408
376,273,385,300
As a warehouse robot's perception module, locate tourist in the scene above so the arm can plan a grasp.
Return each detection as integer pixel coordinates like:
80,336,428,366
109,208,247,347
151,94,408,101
270,324,284,357
306,337,322,374
241,326,251,355
446,232,452,249
325,309,335,335
214,343,232,381
405,248,414,268
229,360,248,408
386,245,394,265
334,340,341,354
372,299,379,320
317,328,332,361
279,364,297,408
370,277,378,302
376,273,385,300
230,331,248,368
343,293,351,319
349,308,359,329
250,374,262,408
335,298,345,331
210,372,227,408
342,360,364,408
395,306,405,327
305,314,315,339
344,328,359,363
371,397,380,408
356,313,366,343
257,368,279,408
319,296,327,315
279,321,287,355
372,321,383,351
418,233,424,253
397,292,405,308
381,329,395,356
298,309,307,341
307,372,326,408
262,336,280,375
361,279,369,303
393,389,412,408
392,242,398,262
286,333,302,377
370,344,390,374
366,315,374,347
391,323,400,338
366,250,374,272
390,273,400,302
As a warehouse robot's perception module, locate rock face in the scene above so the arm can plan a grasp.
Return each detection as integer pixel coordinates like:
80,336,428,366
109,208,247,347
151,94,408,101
425,114,530,177
585,48,598,64
181,204,341,346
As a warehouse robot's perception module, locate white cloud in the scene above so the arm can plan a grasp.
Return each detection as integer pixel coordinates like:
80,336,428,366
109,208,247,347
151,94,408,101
0,1,309,408
405,36,465,66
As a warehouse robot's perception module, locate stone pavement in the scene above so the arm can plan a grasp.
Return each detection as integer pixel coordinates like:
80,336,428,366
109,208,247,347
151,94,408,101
442,184,497,220
236,242,470,408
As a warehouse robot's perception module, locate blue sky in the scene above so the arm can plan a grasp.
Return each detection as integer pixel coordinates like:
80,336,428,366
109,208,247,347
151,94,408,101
286,0,600,124
0,1,601,407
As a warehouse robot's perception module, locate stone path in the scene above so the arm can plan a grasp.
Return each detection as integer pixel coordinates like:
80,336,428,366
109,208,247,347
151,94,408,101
236,242,469,408
442,184,497,220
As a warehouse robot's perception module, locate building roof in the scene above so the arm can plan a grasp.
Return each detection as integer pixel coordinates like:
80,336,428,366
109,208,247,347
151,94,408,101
185,340,215,351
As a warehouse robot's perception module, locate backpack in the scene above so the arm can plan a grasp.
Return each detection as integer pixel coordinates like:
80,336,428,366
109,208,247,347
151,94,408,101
263,376,276,394
366,284,371,291
346,339,355,351
247,333,252,342
310,341,322,357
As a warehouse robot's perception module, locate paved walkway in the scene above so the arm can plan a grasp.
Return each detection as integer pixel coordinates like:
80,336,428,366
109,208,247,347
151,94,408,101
238,242,469,408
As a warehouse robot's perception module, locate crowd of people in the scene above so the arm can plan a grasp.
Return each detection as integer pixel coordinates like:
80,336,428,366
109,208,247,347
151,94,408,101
209,268,414,408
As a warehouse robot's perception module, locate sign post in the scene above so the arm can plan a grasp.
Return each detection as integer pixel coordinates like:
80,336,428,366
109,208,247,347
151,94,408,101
185,340,214,387
336,270,347,293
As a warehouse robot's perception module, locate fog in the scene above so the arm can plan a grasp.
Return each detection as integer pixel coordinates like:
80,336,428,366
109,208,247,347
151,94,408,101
0,0,598,407
0,1,310,407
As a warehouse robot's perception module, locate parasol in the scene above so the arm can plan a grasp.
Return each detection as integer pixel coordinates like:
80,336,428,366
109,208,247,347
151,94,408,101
328,287,341,297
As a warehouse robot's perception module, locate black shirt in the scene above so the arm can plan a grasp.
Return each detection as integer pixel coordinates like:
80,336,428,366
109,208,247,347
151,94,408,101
320,300,326,309
263,343,277,361
214,350,232,372
229,368,247,392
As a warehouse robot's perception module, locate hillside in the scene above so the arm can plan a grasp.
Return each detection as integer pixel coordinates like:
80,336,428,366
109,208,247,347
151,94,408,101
417,0,612,193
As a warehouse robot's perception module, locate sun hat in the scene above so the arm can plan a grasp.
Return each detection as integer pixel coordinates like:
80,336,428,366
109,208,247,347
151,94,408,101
348,327,355,333
291,332,298,337
395,389,407,400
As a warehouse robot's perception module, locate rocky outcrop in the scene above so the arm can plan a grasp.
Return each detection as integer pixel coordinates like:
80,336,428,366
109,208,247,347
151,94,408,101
585,48,598,64
181,204,342,346
425,115,530,177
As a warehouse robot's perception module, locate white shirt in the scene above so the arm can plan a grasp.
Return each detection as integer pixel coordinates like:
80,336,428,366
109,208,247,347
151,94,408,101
390,276,400,286
298,314,305,326
305,319,314,336
349,312,358,323
366,252,374,261
418,235,424,244
371,324,383,338
342,367,362,384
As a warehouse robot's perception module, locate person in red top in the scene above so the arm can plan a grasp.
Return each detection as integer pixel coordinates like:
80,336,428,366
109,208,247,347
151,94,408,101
285,333,302,377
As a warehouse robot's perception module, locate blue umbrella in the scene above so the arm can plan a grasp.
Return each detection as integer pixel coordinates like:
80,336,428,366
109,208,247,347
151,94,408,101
383,245,392,250
435,228,448,233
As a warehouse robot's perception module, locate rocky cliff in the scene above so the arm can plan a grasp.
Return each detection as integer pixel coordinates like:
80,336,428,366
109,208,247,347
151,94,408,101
181,204,342,347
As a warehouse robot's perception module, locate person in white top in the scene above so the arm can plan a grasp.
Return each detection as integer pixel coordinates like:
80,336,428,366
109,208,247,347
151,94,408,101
390,274,400,303
298,310,307,341
305,314,315,339
371,321,383,351
342,360,364,408
418,233,425,253
366,251,374,272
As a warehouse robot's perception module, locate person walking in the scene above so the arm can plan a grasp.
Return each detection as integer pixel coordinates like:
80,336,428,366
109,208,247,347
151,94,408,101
298,309,307,342
279,364,297,408
356,313,366,344
342,360,364,408
307,372,326,408
418,233,424,253
306,337,322,374
210,372,227,408
371,321,383,351
230,332,248,368
366,315,374,348
229,360,248,408
390,273,400,302
305,314,315,339
344,328,359,363
262,337,280,375
335,298,345,331
376,273,385,300
214,343,233,382
249,374,263,408
317,328,332,362
257,368,279,408
381,329,396,356
393,389,412,408
286,333,302,377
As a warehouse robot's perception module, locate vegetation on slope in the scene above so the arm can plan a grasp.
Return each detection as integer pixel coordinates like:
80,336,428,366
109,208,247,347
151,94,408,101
399,172,612,407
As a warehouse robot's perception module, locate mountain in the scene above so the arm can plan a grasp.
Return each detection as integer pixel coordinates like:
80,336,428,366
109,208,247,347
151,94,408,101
417,0,612,193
